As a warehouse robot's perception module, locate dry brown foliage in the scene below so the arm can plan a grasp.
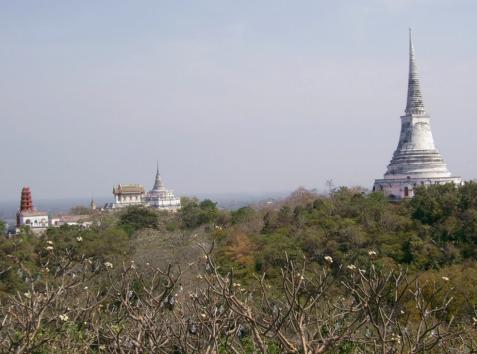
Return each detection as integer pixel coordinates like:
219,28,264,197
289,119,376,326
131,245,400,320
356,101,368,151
0,244,474,353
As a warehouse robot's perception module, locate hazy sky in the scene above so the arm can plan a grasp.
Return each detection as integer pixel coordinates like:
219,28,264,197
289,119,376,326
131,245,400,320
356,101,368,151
1,0,476,201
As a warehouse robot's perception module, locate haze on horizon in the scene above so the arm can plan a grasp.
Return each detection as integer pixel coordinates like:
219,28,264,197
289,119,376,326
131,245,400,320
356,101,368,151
1,0,476,201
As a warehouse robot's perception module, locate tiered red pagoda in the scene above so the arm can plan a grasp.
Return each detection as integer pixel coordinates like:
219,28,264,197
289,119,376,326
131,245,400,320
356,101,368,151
20,186,33,211
16,186,49,232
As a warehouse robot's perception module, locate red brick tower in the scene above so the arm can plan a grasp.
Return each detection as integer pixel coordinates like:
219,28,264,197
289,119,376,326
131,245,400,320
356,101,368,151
20,186,33,211
17,186,33,226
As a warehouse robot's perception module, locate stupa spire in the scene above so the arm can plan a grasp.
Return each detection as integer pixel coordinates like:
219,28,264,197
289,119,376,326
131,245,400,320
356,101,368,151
405,29,426,116
374,30,462,200
153,162,164,191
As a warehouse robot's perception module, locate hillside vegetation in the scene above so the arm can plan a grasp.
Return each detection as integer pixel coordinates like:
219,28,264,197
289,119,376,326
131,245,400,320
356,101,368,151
1,185,477,352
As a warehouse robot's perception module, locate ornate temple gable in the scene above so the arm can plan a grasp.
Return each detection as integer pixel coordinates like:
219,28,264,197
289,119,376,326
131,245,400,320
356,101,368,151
113,184,145,195
111,184,145,208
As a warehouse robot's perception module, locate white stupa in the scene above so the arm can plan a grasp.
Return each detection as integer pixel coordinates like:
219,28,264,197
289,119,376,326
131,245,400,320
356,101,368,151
145,164,181,211
373,30,462,199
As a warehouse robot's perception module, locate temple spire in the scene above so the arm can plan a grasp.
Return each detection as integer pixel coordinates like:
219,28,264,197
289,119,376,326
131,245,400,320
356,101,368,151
153,163,164,191
405,28,426,116
374,30,462,200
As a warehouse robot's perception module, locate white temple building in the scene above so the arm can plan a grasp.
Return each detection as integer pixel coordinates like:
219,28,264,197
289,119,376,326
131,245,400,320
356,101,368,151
145,165,181,211
17,211,49,232
111,184,145,208
373,30,462,200
50,214,94,228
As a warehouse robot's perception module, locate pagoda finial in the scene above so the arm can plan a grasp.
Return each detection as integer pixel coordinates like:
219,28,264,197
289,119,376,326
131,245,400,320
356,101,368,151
152,163,164,191
405,28,426,116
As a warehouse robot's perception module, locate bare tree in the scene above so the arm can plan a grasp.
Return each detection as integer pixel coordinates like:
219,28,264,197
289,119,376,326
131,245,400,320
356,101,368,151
0,244,472,353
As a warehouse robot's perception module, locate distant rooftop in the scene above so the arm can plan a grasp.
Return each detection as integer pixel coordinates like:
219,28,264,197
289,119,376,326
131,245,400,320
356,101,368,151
113,184,145,195
19,210,48,217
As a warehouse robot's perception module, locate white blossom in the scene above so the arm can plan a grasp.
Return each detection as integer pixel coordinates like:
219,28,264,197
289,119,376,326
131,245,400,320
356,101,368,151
441,276,450,282
368,250,377,257
347,264,357,271
59,314,69,322
324,256,333,263
104,262,113,269
76,236,83,242
45,246,54,251
390,333,401,344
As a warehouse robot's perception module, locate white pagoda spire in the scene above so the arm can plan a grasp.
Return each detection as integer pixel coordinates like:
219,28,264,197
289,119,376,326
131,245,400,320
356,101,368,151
405,28,426,116
373,30,462,199
152,162,165,191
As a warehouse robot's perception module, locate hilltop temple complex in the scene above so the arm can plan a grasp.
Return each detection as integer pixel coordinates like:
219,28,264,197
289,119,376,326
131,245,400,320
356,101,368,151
13,187,94,234
109,166,181,211
373,31,462,199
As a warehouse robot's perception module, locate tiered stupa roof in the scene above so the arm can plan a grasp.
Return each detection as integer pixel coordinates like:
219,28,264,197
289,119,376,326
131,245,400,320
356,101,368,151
374,30,461,199
152,163,166,192
384,29,452,179
405,30,426,116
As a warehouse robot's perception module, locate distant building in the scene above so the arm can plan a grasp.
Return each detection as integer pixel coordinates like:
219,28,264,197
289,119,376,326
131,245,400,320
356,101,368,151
90,198,97,210
16,186,49,233
145,165,181,211
50,214,93,228
373,31,462,200
111,184,145,208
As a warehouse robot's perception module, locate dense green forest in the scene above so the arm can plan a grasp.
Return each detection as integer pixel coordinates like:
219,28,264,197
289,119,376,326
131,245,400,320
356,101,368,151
213,183,477,323
1,183,477,352
217,182,477,277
